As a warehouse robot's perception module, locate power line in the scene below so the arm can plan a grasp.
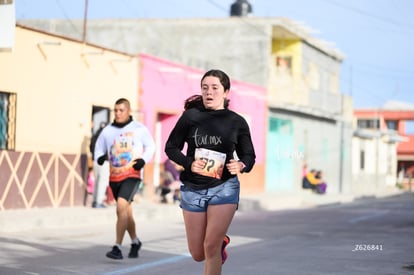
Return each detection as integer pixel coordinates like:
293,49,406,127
345,60,414,77
55,0,82,37
321,0,414,32
205,0,228,14
118,0,142,18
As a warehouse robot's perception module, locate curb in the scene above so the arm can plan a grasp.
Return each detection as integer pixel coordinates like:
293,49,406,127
0,199,182,234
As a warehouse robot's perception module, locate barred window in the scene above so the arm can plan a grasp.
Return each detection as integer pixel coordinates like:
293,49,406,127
357,118,380,129
0,91,16,150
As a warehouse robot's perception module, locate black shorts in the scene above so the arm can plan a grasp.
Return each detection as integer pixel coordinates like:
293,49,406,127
110,178,141,202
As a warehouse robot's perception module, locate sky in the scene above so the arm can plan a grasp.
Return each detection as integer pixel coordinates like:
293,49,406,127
14,0,414,110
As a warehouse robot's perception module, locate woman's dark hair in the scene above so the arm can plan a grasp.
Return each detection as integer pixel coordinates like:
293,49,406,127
184,94,204,110
201,69,231,91
184,69,231,110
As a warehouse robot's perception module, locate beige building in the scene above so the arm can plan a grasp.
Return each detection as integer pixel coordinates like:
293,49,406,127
0,25,139,209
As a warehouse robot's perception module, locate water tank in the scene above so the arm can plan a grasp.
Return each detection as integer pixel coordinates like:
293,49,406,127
230,0,252,17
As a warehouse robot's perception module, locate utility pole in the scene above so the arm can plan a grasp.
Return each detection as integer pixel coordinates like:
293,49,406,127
339,94,344,193
82,0,88,43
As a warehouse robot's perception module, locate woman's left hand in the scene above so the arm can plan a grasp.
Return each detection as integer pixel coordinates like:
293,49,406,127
226,159,243,175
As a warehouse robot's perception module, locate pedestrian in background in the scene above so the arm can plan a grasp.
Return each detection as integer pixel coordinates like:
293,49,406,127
159,158,183,203
87,167,95,195
165,69,256,275
90,122,110,208
94,98,155,260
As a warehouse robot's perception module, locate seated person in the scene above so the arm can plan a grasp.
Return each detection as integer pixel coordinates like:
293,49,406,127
303,169,317,190
302,164,311,189
314,170,327,194
302,175,312,189
303,169,326,194
164,159,183,203
159,159,183,203
159,168,173,203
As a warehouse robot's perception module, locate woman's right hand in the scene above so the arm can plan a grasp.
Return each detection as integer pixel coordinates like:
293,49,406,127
191,159,207,174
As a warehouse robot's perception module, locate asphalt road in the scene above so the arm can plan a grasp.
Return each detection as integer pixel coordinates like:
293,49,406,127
1,193,413,275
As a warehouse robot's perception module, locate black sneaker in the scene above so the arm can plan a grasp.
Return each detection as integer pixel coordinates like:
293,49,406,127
106,245,123,260
128,241,142,258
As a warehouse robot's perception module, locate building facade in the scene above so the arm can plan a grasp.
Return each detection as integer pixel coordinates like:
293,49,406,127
138,54,267,196
0,25,139,209
354,101,414,192
19,16,353,195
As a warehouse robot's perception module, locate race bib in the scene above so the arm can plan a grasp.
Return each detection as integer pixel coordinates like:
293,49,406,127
194,148,226,179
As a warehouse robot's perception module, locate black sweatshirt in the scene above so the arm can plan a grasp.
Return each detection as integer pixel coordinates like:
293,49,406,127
165,106,256,190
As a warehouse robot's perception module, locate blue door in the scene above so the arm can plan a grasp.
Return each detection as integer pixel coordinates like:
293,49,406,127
265,117,294,192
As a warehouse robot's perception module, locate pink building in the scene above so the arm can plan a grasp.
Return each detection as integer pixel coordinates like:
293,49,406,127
138,54,267,195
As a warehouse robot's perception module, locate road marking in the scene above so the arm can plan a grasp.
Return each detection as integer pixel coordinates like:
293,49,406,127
103,235,262,274
349,210,390,224
103,254,191,275
144,236,189,255
143,235,261,255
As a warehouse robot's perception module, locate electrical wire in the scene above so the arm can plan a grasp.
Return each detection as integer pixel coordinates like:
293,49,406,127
320,0,414,33
55,0,82,38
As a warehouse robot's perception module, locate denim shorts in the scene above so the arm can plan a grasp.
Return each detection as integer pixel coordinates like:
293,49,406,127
180,176,240,212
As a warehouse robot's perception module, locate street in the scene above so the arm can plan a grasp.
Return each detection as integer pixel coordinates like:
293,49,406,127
1,193,413,275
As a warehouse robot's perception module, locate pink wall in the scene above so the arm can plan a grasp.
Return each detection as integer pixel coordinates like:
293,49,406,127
139,54,266,164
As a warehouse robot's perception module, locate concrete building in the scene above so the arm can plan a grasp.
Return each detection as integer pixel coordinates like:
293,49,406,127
353,101,414,192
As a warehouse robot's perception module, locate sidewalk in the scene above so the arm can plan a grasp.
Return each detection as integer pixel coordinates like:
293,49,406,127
0,197,183,234
0,188,405,234
239,187,405,212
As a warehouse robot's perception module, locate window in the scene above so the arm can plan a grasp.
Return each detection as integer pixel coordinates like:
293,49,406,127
360,150,365,170
387,145,393,175
0,91,16,150
385,120,398,131
357,119,380,129
276,56,292,74
306,62,320,91
405,120,414,134
329,72,339,93
92,105,110,135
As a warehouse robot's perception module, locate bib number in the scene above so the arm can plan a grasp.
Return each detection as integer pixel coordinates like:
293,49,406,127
194,148,226,179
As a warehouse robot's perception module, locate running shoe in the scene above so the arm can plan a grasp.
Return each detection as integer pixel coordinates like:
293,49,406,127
128,241,142,258
221,235,230,264
106,245,123,260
